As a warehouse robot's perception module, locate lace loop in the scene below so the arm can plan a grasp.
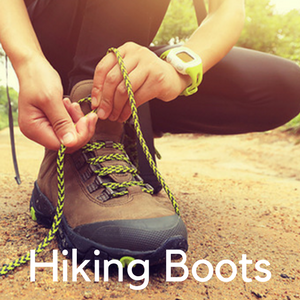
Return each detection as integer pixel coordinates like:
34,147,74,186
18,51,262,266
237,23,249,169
81,138,154,197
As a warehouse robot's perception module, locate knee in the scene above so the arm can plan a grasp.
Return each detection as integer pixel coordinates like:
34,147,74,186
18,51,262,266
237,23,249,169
265,59,300,128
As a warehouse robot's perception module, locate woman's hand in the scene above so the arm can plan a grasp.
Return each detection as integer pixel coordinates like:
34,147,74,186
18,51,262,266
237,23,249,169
17,55,97,151
91,42,191,123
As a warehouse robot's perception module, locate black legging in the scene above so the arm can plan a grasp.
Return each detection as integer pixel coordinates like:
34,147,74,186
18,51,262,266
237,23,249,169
26,0,171,93
26,0,300,189
151,46,300,135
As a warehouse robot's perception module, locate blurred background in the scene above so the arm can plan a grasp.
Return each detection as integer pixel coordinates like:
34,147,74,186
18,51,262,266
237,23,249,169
1,0,300,131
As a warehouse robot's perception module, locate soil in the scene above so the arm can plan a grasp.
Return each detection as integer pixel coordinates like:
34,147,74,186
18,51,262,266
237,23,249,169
0,127,300,300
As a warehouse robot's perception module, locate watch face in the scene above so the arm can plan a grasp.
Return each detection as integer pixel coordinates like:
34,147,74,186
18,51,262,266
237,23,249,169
177,51,194,63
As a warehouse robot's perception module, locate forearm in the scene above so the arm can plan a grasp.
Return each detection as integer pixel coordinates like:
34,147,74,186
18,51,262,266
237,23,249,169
0,0,44,75
185,0,245,73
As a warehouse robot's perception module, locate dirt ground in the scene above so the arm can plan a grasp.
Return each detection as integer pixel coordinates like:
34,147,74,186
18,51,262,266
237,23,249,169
0,127,299,300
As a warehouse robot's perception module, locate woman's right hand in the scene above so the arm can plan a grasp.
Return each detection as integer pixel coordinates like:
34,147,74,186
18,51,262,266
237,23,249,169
16,55,97,151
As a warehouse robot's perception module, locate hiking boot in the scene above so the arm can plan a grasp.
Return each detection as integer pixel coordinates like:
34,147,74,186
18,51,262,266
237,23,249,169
30,80,188,266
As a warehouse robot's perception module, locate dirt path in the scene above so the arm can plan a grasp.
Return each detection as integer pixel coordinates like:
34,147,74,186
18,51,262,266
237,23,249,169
0,128,300,299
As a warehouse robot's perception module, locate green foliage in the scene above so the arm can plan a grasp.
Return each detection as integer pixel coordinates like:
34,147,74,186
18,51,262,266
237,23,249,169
237,0,279,53
153,0,198,45
236,0,300,64
275,9,300,64
236,0,300,130
0,86,19,130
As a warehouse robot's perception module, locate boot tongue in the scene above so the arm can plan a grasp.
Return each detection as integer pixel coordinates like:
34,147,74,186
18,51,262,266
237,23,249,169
70,79,123,142
70,80,132,184
91,119,123,143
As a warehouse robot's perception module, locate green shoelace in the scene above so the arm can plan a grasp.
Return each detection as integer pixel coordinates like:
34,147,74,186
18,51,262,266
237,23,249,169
0,47,180,276
81,138,154,198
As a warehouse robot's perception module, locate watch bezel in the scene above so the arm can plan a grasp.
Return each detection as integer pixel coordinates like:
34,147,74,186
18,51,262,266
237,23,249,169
165,47,202,75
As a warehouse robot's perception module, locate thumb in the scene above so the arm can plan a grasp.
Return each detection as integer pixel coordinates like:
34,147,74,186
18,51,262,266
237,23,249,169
46,98,78,147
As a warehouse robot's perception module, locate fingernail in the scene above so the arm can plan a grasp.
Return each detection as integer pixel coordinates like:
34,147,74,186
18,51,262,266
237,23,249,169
63,98,71,105
61,132,75,146
91,97,98,108
88,113,98,131
92,94,101,109
91,112,98,122
97,108,106,119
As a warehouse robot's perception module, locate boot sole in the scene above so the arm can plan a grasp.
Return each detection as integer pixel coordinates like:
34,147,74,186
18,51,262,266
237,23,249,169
30,182,188,267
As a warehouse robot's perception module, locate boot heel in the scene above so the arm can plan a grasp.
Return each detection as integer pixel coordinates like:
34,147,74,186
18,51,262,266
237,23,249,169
30,181,55,228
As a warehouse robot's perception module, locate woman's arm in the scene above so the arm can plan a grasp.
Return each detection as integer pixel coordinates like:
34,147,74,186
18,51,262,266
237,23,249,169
0,0,97,151
187,0,245,73
0,0,43,70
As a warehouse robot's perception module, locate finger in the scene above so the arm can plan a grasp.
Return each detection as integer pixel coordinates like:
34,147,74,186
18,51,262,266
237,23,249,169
88,113,98,135
91,43,133,105
108,57,149,121
101,64,132,121
63,98,84,123
98,57,137,120
97,63,124,120
108,65,147,121
126,64,170,107
33,126,61,150
117,102,132,123
45,97,79,148
18,105,62,150
66,113,98,153
91,52,118,109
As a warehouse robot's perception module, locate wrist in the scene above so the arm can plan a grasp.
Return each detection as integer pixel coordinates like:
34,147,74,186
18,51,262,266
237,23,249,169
14,51,47,82
160,46,203,96
12,48,45,77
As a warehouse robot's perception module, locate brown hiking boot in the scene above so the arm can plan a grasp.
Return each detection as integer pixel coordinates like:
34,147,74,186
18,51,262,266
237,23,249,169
30,80,188,266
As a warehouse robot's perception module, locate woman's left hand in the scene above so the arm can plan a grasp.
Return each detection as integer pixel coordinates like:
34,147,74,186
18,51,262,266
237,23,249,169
91,42,191,123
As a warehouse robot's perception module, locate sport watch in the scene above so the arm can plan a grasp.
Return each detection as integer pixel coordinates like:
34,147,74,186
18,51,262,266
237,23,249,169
160,46,203,96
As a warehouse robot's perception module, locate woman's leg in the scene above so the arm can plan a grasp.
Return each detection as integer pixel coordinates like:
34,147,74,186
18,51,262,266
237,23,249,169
67,0,170,90
150,47,300,135
26,0,170,93
26,0,87,93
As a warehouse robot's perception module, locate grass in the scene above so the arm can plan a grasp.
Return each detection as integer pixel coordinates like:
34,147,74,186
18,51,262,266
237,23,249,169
281,113,300,134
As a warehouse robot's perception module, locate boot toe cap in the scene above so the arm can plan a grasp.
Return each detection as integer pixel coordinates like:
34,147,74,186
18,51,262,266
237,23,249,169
73,214,188,252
